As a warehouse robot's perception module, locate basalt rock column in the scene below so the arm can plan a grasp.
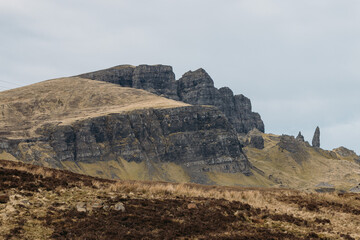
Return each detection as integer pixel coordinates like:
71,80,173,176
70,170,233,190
312,127,320,148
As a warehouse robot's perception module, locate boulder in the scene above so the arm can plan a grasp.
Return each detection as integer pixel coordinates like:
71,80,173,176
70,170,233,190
76,202,87,212
114,202,125,212
187,203,197,209
350,184,360,193
315,182,335,193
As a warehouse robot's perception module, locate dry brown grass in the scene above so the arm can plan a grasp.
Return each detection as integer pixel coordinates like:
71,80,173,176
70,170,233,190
244,133,360,192
0,77,189,139
104,181,360,239
1,159,359,239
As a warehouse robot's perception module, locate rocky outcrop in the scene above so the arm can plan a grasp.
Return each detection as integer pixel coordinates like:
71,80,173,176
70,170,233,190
312,127,320,148
78,65,179,100
132,65,179,100
249,135,265,150
238,129,264,149
332,147,360,164
177,69,264,133
77,65,135,87
314,182,335,193
78,65,264,134
277,135,309,164
296,132,305,142
0,106,252,183
350,184,360,193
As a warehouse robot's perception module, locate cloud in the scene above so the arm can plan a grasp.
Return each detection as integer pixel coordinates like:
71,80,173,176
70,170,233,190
1,0,360,152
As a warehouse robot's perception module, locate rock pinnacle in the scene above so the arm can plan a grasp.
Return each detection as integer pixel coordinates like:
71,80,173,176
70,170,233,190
312,126,320,148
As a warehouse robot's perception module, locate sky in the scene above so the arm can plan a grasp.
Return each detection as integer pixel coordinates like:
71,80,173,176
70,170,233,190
1,0,360,153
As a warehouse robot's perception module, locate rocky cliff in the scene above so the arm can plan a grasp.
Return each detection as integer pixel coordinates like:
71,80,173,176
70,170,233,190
0,107,252,184
0,78,254,184
78,65,264,134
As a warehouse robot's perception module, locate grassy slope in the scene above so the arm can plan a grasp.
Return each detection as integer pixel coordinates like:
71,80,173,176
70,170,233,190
0,159,359,240
244,133,360,192
0,77,189,139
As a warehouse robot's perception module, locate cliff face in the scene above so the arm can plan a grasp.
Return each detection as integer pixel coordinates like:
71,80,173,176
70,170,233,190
0,78,257,184
177,69,264,133
0,105,252,183
79,65,264,134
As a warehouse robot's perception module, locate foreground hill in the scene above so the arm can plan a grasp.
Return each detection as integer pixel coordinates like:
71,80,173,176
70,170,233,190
0,159,359,239
0,77,258,185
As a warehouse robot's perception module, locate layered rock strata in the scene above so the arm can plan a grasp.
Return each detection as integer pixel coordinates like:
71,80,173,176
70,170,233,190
78,65,264,134
0,106,252,183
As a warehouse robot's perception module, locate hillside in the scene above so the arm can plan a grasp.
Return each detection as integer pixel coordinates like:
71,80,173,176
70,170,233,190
0,76,257,185
0,159,359,239
0,77,188,139
0,67,359,192
242,131,360,192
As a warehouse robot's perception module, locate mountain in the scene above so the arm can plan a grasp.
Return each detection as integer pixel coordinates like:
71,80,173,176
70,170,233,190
78,64,264,134
1,159,359,239
0,76,264,185
1,64,359,192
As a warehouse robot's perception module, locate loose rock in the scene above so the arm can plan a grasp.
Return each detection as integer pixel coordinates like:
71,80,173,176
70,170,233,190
187,203,197,209
114,202,125,212
76,202,87,212
350,184,360,193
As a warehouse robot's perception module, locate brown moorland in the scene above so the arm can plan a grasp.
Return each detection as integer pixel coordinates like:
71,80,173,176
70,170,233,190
0,159,359,239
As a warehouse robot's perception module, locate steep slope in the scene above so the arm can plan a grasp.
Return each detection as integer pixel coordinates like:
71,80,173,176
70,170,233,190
0,77,260,185
78,64,264,134
242,131,360,192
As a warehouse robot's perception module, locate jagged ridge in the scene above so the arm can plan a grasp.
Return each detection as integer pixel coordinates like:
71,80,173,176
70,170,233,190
78,64,264,134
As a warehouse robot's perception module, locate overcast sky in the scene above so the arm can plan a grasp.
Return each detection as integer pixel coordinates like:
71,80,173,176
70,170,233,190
1,0,360,153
